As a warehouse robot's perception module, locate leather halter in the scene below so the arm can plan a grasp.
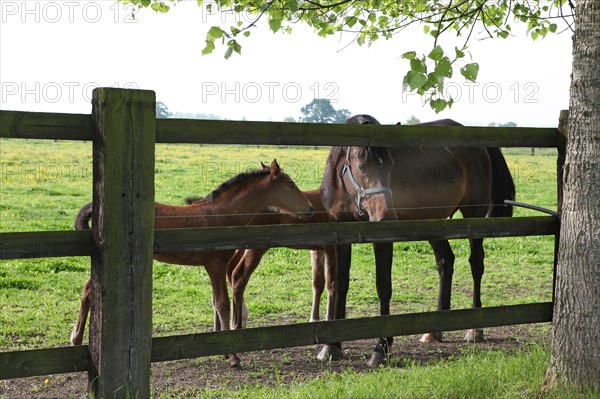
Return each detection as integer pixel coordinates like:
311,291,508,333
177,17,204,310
341,147,393,216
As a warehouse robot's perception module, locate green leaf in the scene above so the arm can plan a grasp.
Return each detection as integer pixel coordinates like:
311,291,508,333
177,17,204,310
549,23,557,33
229,40,242,55
140,0,151,7
402,51,417,60
345,16,358,28
269,17,282,33
460,63,479,82
208,26,224,40
224,46,234,60
403,70,428,92
430,99,449,113
286,0,299,12
455,47,465,59
202,39,215,56
410,58,427,73
428,45,444,61
435,57,452,78
151,2,170,13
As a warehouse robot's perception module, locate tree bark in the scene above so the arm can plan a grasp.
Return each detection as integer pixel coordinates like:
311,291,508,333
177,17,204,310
543,0,600,392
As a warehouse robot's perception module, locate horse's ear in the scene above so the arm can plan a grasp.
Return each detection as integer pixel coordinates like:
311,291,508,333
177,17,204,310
259,161,268,171
270,159,281,176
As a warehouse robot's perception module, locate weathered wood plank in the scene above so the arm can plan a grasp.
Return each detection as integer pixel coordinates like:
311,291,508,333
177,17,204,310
154,216,558,253
156,118,560,147
0,110,559,147
88,88,155,398
0,345,90,380
0,110,92,140
0,230,91,259
150,302,553,362
0,217,557,260
1,302,552,379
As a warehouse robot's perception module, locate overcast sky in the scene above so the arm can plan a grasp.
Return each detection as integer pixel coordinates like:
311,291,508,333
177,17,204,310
1,1,573,126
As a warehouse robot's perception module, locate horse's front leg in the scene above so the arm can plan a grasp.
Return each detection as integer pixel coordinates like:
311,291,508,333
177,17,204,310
323,245,337,321
367,242,394,367
310,249,325,322
465,238,485,342
421,240,455,343
317,243,350,362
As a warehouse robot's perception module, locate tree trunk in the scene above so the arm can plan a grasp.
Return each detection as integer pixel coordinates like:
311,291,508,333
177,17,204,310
543,0,600,392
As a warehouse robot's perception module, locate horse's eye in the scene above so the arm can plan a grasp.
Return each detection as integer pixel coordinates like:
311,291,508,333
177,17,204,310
358,164,368,174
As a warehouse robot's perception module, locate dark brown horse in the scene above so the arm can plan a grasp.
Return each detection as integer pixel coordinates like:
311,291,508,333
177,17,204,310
318,115,515,367
70,160,313,368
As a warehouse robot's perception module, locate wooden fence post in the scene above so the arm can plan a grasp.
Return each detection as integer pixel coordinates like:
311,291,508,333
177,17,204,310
89,88,155,398
553,110,568,303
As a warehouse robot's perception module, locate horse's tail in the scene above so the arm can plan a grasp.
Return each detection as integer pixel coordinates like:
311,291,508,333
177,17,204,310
487,148,515,217
74,202,93,230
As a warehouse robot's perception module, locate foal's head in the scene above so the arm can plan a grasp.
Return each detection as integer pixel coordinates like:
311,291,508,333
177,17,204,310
258,159,313,219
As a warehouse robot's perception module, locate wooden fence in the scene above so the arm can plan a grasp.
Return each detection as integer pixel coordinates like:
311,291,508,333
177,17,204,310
0,88,567,398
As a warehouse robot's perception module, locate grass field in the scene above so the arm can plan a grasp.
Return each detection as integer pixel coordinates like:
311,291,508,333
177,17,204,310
0,138,568,397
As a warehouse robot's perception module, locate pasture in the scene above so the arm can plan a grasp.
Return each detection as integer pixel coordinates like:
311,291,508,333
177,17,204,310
0,138,561,397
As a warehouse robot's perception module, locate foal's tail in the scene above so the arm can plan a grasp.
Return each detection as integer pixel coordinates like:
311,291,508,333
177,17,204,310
74,202,93,230
487,148,515,218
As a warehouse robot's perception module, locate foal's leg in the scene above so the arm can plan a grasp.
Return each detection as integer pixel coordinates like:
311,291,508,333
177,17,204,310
70,278,92,346
367,242,394,367
465,238,485,342
310,249,325,322
206,262,240,368
317,243,351,362
421,240,455,343
230,248,268,330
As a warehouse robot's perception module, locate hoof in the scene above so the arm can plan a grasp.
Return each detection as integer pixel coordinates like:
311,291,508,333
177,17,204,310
464,329,485,343
229,354,241,369
366,351,385,367
420,332,443,343
70,333,81,346
317,344,343,362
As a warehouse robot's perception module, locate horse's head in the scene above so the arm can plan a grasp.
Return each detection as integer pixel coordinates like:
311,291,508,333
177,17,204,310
260,159,314,219
341,146,396,221
320,114,397,222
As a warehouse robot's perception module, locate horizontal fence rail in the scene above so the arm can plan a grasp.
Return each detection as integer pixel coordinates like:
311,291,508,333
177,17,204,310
1,110,561,147
0,216,558,260
0,302,553,380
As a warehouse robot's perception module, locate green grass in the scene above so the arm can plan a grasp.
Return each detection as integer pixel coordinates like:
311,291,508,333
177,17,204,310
186,345,596,399
0,139,565,396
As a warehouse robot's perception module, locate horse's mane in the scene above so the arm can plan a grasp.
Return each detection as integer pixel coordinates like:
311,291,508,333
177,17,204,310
204,169,270,201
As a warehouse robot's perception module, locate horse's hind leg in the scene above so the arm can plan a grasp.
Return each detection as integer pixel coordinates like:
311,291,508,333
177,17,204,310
367,242,394,367
70,278,92,346
421,240,455,343
465,238,485,342
230,248,268,331
310,249,325,322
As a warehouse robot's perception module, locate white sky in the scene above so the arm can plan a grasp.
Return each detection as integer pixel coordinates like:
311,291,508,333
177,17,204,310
1,1,573,126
